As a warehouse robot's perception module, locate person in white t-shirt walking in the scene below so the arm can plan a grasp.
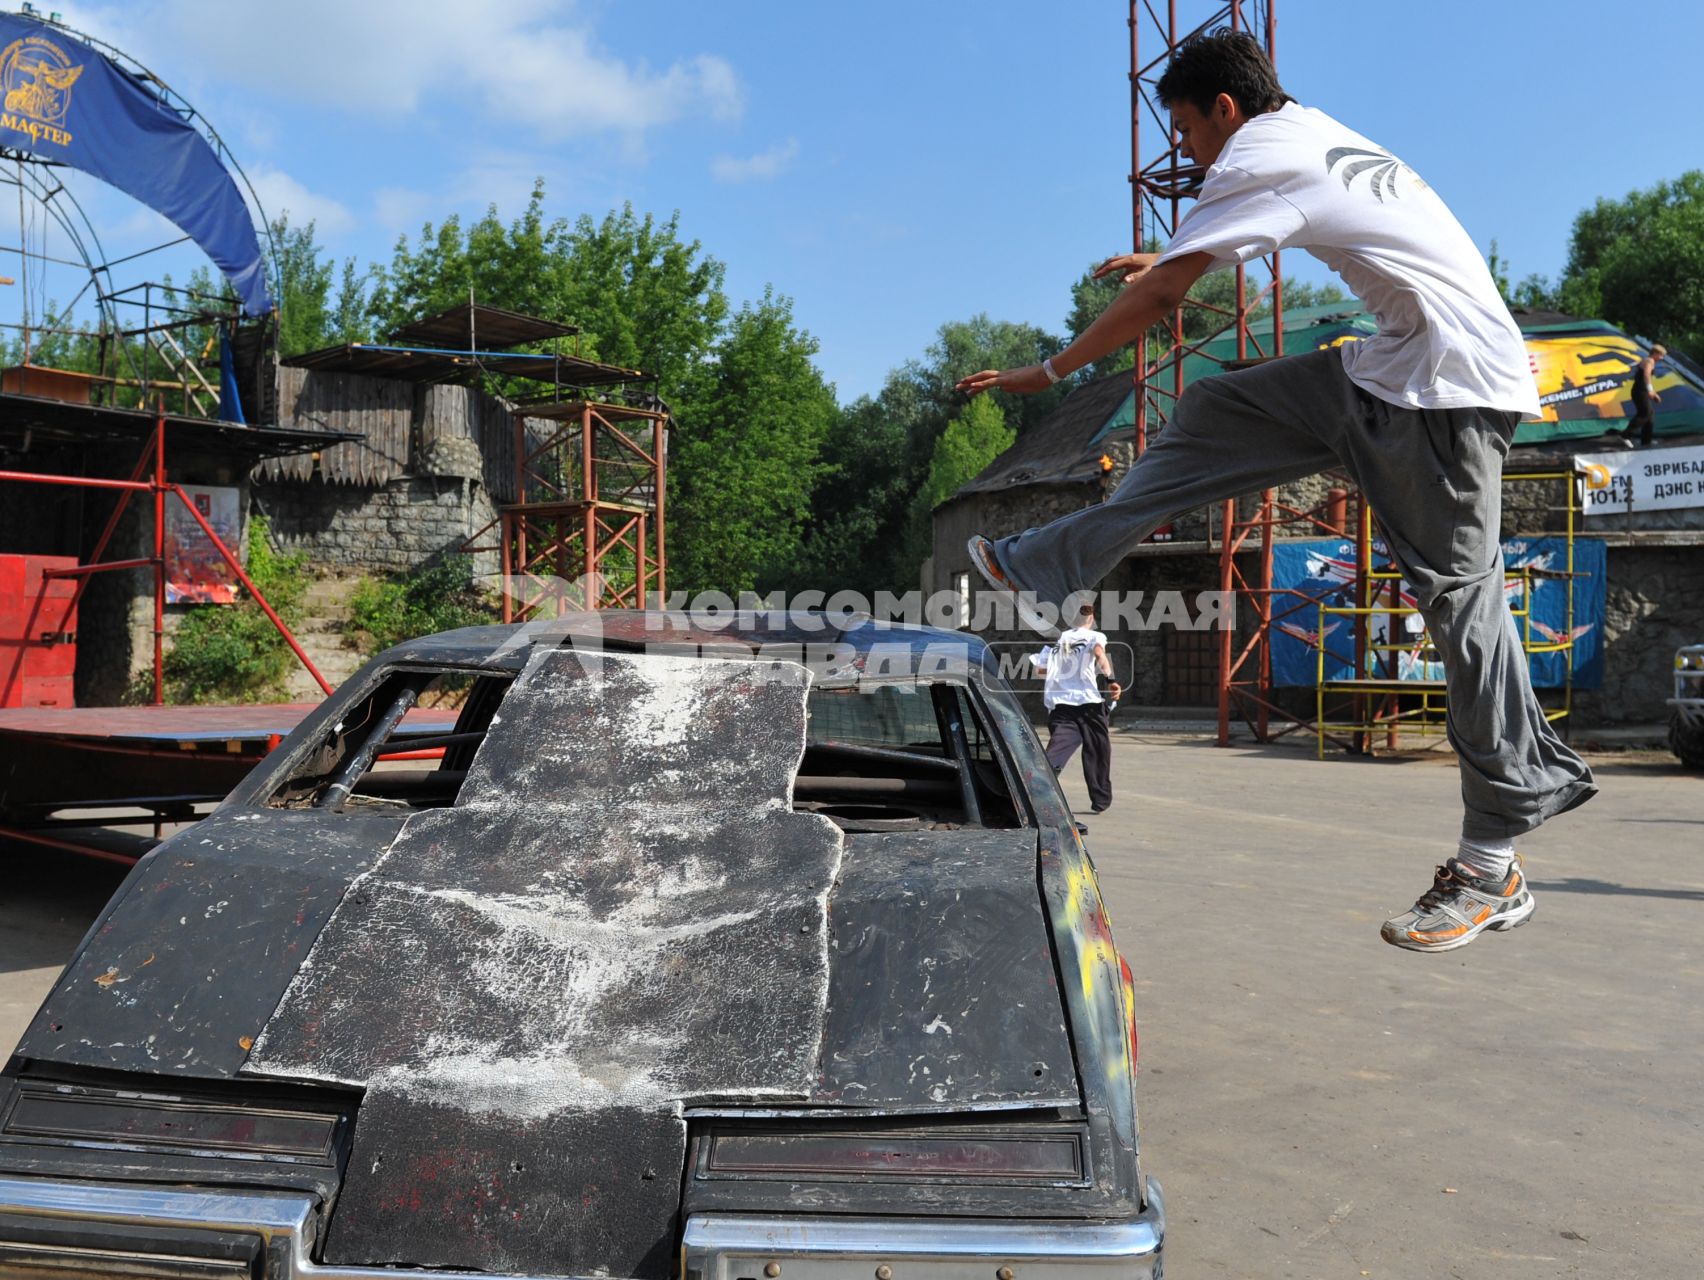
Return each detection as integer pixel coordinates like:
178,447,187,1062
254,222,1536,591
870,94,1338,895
1033,600,1123,813
957,29,1596,954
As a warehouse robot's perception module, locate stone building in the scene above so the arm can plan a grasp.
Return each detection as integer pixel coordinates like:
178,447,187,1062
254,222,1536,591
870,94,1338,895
255,304,643,577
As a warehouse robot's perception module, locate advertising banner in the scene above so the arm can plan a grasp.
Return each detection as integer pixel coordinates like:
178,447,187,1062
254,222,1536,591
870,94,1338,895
165,485,241,604
0,14,273,314
1268,537,1604,689
1574,443,1704,517
1525,331,1704,434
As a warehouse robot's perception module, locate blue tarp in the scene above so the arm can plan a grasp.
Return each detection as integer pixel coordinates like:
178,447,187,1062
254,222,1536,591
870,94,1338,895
216,325,245,424
1268,537,1605,690
0,15,273,315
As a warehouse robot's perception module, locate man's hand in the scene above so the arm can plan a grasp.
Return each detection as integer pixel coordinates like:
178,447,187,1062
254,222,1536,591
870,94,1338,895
1091,251,1161,284
956,364,1052,398
1105,682,1123,702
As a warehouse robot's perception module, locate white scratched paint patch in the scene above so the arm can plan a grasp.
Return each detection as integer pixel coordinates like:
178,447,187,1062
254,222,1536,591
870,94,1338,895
247,650,844,1121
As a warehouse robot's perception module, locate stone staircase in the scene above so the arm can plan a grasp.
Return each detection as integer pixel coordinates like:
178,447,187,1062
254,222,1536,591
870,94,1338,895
282,574,369,702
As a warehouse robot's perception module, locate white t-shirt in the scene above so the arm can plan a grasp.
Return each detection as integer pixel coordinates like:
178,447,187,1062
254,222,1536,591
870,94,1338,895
1156,102,1541,419
1032,627,1108,709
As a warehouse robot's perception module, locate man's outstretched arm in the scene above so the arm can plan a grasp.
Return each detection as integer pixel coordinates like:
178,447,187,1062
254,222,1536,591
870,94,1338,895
955,250,1216,397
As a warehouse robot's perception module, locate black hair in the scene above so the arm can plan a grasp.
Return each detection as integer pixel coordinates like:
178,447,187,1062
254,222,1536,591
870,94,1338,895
1155,28,1291,118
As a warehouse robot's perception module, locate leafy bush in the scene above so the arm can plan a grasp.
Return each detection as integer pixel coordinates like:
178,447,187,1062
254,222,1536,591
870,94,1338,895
348,555,497,654
160,515,309,703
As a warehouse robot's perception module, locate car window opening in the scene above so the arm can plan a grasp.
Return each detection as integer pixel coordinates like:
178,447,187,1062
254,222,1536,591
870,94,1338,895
266,668,1021,829
266,669,511,810
799,682,1023,832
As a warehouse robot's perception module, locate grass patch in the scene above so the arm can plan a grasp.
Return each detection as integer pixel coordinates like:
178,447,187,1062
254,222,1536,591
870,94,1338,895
348,554,498,654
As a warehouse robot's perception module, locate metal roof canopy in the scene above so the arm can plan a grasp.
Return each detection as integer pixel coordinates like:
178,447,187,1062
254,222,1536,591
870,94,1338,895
512,397,667,423
281,343,645,389
388,302,578,350
0,392,349,460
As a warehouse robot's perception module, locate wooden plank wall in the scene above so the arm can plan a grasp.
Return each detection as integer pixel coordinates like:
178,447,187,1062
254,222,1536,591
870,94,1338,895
256,367,541,503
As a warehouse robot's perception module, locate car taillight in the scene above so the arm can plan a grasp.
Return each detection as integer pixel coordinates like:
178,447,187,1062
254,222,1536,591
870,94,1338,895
1118,953,1140,1069
2,1081,343,1163
699,1123,1090,1184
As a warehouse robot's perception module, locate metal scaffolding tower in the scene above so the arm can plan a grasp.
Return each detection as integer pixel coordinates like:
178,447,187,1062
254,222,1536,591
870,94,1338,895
497,399,669,621
1127,0,1296,744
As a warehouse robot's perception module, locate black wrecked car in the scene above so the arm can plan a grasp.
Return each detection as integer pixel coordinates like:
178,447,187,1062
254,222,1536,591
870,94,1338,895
0,613,1164,1279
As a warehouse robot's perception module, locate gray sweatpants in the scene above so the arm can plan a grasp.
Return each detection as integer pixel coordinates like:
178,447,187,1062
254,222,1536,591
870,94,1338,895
996,348,1596,839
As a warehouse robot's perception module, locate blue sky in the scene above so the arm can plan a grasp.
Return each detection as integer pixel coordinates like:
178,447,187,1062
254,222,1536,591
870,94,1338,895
22,1,1704,402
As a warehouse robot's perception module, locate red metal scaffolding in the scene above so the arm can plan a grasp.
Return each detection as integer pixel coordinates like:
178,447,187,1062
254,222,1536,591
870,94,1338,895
479,399,669,621
0,409,332,706
1128,0,1312,745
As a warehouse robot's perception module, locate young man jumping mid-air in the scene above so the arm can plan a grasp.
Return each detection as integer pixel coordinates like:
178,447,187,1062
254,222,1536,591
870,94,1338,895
956,30,1596,954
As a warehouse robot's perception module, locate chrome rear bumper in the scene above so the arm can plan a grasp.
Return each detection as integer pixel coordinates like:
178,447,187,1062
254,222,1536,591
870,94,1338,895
683,1179,1165,1279
0,1171,1164,1279
0,1174,518,1279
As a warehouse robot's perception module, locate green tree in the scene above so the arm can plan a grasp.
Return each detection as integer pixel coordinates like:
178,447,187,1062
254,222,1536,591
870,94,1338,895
892,398,1008,582
914,314,1070,437
916,395,1014,516
330,258,374,344
782,375,928,596
670,289,839,594
1551,172,1703,326
899,396,1015,571
1487,238,1556,311
366,186,728,401
785,313,1072,596
554,204,730,396
1554,173,1704,357
269,216,338,357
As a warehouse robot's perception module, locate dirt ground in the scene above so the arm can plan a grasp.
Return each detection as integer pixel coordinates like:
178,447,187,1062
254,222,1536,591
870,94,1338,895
4,732,1702,1277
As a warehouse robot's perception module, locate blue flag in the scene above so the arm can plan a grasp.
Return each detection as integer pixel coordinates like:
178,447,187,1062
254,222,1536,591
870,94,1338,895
0,15,274,315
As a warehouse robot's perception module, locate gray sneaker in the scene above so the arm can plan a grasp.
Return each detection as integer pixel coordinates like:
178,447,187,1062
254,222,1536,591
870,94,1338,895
1380,857,1535,953
966,534,1062,640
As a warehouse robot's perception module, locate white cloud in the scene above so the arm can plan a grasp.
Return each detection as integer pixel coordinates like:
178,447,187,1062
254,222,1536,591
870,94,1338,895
711,138,800,184
80,1,743,142
372,187,437,239
371,151,580,239
245,166,355,238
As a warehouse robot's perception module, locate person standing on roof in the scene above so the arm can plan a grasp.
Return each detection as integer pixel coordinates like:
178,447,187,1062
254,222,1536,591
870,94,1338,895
955,29,1596,954
1620,343,1666,447
1032,599,1121,815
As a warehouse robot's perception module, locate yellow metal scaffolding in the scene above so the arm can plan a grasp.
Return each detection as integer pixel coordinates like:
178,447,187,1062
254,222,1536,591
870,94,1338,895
1314,470,1581,758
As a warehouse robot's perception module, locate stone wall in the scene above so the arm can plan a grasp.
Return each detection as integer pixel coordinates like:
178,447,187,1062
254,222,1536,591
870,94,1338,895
1575,544,1704,725
254,474,498,577
73,509,153,708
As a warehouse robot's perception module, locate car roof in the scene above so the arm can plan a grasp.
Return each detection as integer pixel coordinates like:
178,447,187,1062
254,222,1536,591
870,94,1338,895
379,610,992,682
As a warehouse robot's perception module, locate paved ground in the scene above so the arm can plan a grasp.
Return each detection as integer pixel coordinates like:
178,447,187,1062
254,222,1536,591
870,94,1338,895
1068,731,1704,1279
4,733,1702,1277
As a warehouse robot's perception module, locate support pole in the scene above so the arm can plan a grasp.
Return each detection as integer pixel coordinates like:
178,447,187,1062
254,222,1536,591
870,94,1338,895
152,410,166,706
168,484,333,696
1216,499,1235,746
654,415,667,602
